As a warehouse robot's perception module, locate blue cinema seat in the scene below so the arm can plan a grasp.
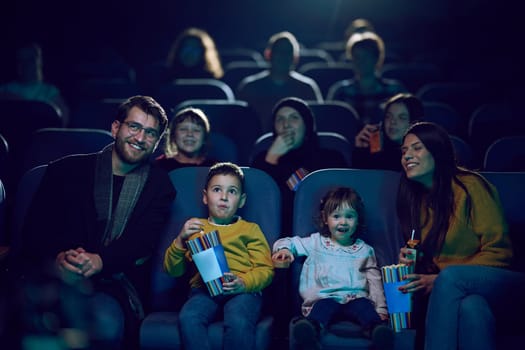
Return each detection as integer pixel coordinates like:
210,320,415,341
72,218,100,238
0,178,6,248
288,168,414,350
21,128,115,174
483,136,525,172
249,131,353,168
140,166,281,350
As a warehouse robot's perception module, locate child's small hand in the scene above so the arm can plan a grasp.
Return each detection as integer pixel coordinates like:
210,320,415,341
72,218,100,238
222,272,246,295
174,218,204,248
271,249,294,263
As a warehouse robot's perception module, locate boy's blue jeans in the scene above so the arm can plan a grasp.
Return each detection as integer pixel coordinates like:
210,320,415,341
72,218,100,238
425,265,525,350
179,288,263,350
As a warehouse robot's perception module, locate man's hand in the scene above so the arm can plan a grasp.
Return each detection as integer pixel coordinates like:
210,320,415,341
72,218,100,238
57,247,103,279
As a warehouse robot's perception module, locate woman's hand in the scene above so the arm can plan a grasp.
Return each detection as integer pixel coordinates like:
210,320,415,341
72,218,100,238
174,218,204,248
265,132,295,164
222,272,246,295
355,124,379,148
399,273,438,295
399,247,415,267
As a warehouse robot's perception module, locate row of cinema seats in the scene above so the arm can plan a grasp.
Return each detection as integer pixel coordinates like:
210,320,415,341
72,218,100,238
3,91,523,172
4,165,525,349
1,92,523,191
68,94,525,169
71,47,434,99
62,66,520,141
2,123,524,194
67,69,492,126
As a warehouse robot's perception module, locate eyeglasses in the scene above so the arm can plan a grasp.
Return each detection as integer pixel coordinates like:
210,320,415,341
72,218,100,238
122,121,160,140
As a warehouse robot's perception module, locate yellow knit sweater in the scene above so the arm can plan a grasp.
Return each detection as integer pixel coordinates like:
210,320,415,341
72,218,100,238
164,217,274,292
422,174,513,270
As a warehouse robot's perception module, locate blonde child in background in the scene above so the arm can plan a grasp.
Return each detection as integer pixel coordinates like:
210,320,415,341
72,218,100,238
164,162,274,350
272,186,393,350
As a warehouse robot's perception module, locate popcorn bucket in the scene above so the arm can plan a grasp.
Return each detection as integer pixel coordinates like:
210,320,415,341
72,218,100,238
187,230,230,296
381,264,412,332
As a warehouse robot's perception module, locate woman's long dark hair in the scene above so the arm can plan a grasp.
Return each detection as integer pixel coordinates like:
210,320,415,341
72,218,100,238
396,122,494,272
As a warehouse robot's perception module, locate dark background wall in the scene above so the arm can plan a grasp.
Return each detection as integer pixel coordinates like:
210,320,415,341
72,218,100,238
0,0,521,95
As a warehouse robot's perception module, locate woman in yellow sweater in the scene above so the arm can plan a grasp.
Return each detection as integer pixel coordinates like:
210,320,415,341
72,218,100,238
396,122,525,350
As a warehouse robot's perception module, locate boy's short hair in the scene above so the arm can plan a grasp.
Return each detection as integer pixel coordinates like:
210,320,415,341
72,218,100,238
205,162,245,192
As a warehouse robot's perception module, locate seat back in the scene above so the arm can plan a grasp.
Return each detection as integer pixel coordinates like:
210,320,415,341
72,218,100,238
150,166,281,311
289,168,403,348
307,100,360,145
156,79,235,112
483,136,525,172
480,172,525,272
219,48,265,67
9,165,47,256
450,135,475,169
0,178,6,246
70,61,136,82
296,48,334,71
222,61,269,92
0,100,63,192
423,101,465,138
174,99,262,165
207,133,239,163
135,61,172,96
22,128,114,174
249,132,352,167
416,82,491,121
69,79,141,106
152,131,239,165
468,103,523,164
69,98,124,129
292,168,403,266
0,99,64,140
0,133,8,180
381,62,441,94
143,166,280,350
299,62,354,99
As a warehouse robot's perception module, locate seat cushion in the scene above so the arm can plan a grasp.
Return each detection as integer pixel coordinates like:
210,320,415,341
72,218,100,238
208,315,273,350
140,312,181,350
140,312,273,350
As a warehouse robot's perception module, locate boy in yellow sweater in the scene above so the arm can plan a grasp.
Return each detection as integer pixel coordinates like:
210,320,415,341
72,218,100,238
164,162,274,350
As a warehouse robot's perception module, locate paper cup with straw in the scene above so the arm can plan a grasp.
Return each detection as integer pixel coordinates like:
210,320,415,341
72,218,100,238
405,229,419,274
381,264,412,332
187,230,230,296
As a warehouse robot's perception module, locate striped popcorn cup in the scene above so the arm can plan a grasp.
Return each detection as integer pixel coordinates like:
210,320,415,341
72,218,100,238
381,264,413,332
187,230,230,296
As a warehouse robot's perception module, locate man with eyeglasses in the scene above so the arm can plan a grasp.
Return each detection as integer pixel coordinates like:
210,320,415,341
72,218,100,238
8,95,176,349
